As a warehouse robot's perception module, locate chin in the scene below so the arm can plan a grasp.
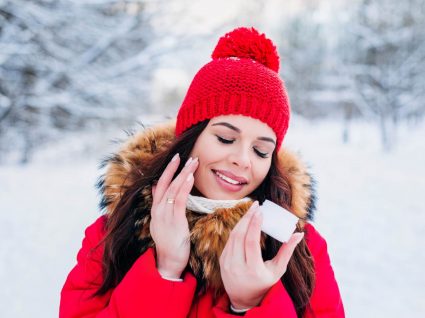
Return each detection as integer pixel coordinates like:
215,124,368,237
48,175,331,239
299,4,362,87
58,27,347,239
206,190,248,200
194,183,250,200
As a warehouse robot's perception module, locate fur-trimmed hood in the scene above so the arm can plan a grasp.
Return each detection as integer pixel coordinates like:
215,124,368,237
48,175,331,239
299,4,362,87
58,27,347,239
99,121,316,221
97,121,316,295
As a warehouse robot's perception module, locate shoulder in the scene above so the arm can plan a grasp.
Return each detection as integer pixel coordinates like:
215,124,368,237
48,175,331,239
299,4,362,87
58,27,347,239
62,216,109,292
77,215,108,263
84,215,107,242
304,223,329,258
303,224,345,315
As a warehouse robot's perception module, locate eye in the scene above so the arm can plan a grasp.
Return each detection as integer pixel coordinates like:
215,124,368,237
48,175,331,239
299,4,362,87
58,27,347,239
254,148,269,158
216,135,234,144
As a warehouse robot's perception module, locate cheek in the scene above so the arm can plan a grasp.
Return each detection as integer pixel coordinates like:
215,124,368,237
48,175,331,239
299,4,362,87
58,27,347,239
192,162,214,197
252,161,272,185
192,140,221,167
190,142,215,184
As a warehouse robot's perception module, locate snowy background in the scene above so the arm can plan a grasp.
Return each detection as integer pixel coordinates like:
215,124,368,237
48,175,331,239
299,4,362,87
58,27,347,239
1,117,424,317
1,0,425,317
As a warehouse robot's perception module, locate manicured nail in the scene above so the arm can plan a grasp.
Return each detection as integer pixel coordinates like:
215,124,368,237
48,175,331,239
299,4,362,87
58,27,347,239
185,157,193,167
294,232,304,244
171,153,179,162
255,209,263,219
192,157,198,164
248,201,259,214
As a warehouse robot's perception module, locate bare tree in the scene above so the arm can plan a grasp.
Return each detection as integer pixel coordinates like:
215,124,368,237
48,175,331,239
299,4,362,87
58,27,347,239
277,3,329,118
0,0,157,162
335,0,425,151
0,0,267,163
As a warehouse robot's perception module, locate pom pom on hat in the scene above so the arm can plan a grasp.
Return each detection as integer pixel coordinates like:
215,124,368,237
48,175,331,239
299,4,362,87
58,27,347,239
212,27,280,72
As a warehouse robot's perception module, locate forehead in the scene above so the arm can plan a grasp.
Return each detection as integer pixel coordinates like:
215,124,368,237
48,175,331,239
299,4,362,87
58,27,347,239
208,115,276,139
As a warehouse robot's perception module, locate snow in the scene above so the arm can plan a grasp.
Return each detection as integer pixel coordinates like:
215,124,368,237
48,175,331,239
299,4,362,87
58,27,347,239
285,118,425,317
1,116,424,317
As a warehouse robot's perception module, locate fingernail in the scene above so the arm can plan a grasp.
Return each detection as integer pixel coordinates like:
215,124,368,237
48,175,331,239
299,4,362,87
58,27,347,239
294,232,304,244
171,153,179,162
188,157,198,167
185,157,193,167
248,201,259,214
255,209,263,219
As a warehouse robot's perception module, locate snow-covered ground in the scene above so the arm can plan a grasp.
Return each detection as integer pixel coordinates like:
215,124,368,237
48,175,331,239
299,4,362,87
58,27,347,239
1,117,424,317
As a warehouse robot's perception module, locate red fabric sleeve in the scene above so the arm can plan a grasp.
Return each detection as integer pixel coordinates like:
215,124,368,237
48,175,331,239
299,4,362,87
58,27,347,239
59,216,197,318
212,280,297,317
304,223,345,318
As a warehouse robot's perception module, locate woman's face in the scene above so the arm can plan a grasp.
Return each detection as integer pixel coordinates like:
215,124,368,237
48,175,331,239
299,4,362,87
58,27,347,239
189,115,276,200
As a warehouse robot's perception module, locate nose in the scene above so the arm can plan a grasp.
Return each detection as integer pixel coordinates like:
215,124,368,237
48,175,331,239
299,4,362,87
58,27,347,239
229,146,251,169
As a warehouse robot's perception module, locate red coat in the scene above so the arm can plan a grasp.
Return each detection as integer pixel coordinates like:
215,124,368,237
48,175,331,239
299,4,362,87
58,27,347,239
60,216,344,317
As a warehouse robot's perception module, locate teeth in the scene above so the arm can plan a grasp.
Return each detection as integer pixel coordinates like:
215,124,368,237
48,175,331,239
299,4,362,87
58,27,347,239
215,171,242,185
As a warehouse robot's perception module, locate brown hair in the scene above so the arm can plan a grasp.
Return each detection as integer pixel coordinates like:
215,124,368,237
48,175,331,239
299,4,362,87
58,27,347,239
95,120,315,317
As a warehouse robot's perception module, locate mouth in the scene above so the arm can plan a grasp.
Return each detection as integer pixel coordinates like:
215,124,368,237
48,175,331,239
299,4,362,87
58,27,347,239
212,169,248,185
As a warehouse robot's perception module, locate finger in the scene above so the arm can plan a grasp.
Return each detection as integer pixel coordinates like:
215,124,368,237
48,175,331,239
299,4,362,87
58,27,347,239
153,153,180,207
269,232,304,277
164,157,198,206
245,209,264,268
160,158,198,221
231,201,259,235
173,172,195,218
229,201,259,264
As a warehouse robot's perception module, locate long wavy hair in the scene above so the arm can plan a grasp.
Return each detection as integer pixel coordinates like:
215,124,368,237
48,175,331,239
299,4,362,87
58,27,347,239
94,119,315,317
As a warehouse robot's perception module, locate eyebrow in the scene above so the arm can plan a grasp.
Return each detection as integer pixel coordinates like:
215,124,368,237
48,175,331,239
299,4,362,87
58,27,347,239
211,122,276,145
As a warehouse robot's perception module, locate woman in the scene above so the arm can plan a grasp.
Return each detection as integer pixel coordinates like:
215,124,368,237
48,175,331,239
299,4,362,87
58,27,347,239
60,27,344,317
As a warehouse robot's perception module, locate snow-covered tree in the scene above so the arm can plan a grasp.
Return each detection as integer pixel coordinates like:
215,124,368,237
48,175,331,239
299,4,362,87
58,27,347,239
0,0,164,162
0,0,266,163
335,0,425,150
276,2,329,118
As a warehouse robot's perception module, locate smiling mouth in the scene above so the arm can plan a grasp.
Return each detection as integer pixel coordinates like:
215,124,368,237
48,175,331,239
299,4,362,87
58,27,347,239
212,170,247,185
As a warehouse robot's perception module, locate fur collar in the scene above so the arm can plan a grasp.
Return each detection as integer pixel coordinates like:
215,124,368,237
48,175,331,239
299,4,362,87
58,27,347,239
97,121,316,295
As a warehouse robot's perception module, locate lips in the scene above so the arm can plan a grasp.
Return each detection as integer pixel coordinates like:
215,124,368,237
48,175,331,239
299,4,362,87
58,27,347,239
212,169,248,185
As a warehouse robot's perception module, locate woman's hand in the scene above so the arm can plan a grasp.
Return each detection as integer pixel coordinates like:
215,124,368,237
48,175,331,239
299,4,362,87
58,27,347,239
150,154,199,279
219,201,304,310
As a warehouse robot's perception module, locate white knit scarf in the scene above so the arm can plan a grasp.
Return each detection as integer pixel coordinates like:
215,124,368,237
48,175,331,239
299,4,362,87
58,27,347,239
186,194,251,214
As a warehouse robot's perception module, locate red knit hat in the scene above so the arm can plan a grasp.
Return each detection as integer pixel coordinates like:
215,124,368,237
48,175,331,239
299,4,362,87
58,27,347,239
176,27,290,151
